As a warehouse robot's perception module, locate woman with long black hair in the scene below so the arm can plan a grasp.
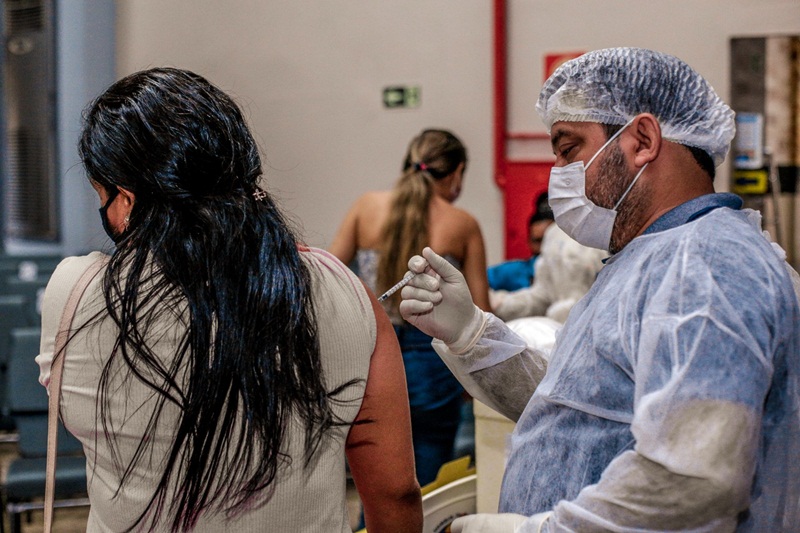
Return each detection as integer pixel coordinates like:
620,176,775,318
36,68,422,532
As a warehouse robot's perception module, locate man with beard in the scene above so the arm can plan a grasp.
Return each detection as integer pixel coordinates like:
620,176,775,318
399,48,800,532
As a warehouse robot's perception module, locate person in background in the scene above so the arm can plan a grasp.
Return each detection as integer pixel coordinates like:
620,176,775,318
37,68,422,532
487,192,554,292
330,128,490,486
400,48,800,531
490,221,606,324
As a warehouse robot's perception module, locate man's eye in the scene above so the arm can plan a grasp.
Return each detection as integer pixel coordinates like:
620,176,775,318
559,146,574,158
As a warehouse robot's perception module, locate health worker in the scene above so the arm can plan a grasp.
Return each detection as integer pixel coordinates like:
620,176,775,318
399,47,800,532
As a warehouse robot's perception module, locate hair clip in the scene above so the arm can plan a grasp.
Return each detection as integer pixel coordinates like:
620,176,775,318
253,189,268,201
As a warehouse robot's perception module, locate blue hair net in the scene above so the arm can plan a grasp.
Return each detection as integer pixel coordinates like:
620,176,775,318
536,48,735,167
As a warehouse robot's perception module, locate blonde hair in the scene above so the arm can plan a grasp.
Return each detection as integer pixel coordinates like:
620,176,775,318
377,129,467,312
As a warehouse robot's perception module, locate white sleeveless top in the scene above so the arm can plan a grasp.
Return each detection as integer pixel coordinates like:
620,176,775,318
38,248,375,532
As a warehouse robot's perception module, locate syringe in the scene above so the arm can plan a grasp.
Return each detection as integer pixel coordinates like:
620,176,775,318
377,272,415,302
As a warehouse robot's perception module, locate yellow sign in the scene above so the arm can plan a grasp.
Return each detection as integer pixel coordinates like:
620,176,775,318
732,169,769,195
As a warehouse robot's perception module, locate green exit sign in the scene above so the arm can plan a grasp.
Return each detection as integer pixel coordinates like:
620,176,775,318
383,86,421,108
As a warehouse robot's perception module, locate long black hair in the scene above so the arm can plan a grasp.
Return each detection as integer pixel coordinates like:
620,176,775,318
78,68,344,531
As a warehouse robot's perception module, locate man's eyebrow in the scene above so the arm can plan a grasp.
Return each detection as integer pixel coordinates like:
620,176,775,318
550,130,570,150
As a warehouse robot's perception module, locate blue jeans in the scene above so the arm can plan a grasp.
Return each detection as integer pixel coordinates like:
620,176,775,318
394,324,464,486
410,397,462,486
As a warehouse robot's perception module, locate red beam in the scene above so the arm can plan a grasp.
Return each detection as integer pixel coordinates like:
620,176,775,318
506,132,551,141
493,0,507,188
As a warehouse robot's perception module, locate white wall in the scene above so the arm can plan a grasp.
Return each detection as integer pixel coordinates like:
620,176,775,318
111,1,799,264
507,0,800,193
115,1,500,260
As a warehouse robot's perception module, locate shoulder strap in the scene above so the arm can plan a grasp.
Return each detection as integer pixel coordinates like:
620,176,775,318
44,257,106,532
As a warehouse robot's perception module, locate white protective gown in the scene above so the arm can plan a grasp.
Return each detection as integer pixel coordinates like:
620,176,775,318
435,206,800,532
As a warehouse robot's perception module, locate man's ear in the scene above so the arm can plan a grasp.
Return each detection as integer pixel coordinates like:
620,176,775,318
629,113,661,167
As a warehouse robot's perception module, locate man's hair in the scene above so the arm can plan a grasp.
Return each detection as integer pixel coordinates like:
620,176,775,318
601,123,715,181
529,191,554,226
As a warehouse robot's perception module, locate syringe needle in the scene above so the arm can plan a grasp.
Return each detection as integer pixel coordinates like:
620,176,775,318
377,272,415,302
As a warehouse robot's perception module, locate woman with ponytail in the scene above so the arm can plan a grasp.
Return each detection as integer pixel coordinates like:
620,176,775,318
330,129,491,486
36,68,422,532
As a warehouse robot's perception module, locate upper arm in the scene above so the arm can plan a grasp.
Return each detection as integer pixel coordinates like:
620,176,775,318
328,199,362,265
36,254,104,390
492,284,550,321
345,283,422,531
628,240,785,484
461,218,491,312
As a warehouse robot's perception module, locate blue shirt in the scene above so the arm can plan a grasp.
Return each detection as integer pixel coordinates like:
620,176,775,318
487,257,537,292
642,192,743,235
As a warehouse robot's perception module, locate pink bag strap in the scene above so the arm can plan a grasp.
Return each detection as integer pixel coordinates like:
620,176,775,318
44,257,106,532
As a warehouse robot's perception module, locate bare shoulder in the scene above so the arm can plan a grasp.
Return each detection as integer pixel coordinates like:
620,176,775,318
352,190,392,224
355,190,393,210
429,198,484,259
434,198,481,234
344,190,393,249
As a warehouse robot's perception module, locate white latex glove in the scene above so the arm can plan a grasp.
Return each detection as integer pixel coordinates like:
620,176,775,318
450,512,552,533
399,247,486,354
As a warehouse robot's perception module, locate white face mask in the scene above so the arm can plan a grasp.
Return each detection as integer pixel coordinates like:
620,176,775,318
548,120,647,251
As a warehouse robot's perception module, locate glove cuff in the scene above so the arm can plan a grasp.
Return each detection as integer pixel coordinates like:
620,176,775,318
448,306,487,355
537,511,553,533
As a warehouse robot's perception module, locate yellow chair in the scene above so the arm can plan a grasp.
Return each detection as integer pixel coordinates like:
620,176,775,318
356,455,477,533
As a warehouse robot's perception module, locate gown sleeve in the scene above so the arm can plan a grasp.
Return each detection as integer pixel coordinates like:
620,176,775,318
433,313,548,422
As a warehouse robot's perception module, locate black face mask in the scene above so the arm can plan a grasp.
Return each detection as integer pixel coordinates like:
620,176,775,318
98,189,121,243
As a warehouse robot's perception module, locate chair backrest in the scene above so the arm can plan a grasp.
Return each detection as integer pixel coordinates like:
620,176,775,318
0,295,30,361
4,275,51,326
0,256,60,295
0,294,32,416
0,295,32,413
0,254,62,275
8,327,83,457
8,328,47,413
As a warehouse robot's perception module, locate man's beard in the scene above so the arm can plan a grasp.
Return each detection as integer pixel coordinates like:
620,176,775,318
588,142,650,253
